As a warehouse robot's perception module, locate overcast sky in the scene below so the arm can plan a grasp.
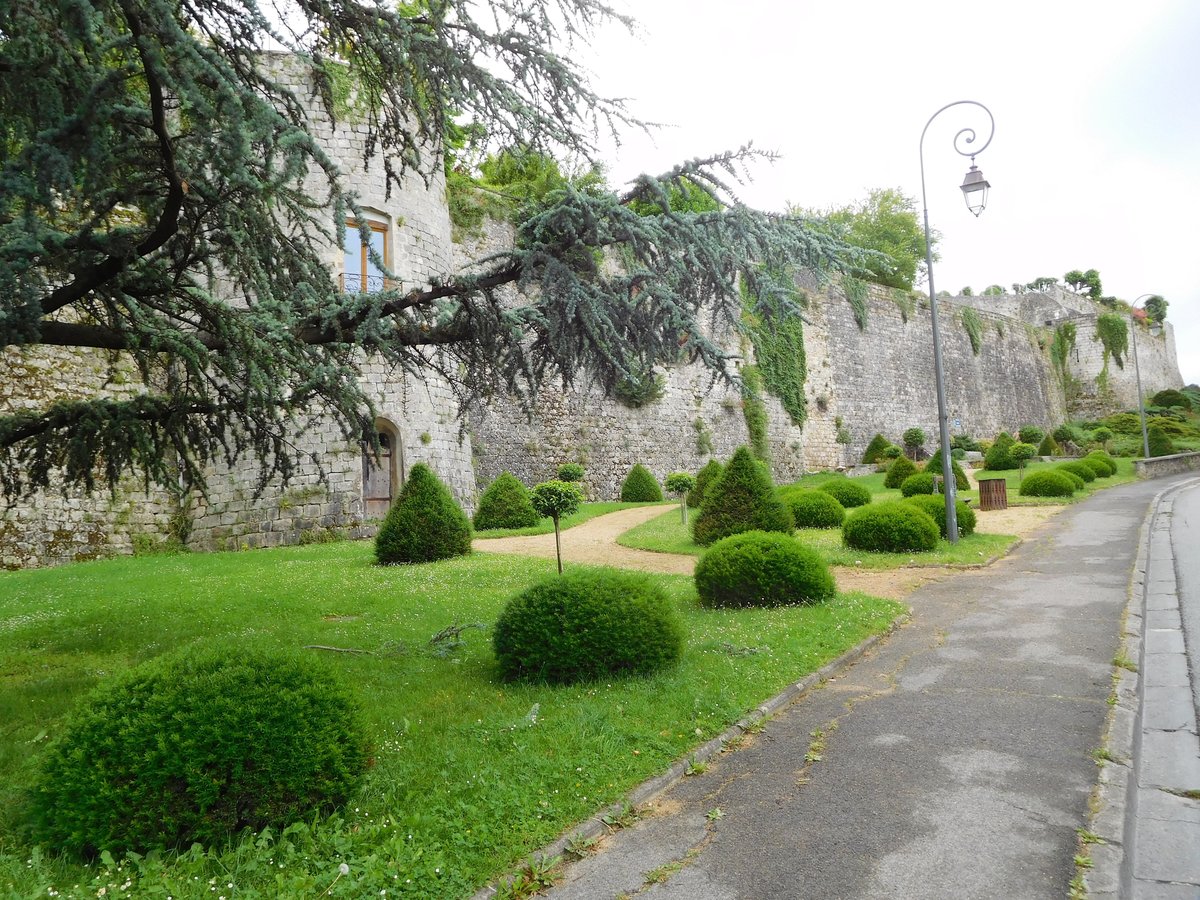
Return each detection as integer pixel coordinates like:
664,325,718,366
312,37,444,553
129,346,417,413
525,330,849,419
578,0,1200,385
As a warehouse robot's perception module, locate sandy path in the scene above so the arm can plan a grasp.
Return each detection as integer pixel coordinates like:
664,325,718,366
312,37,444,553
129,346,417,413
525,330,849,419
472,501,1065,601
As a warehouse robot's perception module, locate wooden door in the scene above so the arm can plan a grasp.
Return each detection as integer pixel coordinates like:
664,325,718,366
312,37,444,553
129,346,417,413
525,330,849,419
363,432,393,518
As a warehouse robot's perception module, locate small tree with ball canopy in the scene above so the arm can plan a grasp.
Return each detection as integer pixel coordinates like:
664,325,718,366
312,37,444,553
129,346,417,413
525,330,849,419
1010,442,1038,482
665,472,697,525
530,480,585,574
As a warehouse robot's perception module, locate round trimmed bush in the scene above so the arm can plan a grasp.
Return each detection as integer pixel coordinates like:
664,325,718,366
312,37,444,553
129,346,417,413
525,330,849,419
777,486,845,528
817,478,872,508
1079,457,1111,478
1020,470,1077,497
883,455,917,489
556,462,585,482
1058,460,1096,483
1086,451,1117,476
687,459,723,509
620,464,664,502
30,649,370,856
1018,425,1045,446
904,495,977,538
900,472,936,497
473,471,541,530
376,463,472,564
692,447,793,546
493,570,684,684
1059,470,1086,490
842,501,939,553
695,531,836,609
925,449,970,491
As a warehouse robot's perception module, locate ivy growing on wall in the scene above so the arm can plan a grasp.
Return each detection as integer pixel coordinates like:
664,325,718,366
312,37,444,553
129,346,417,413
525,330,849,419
960,307,984,355
889,288,916,323
1095,313,1128,370
1048,322,1080,407
740,365,772,469
742,281,807,428
844,277,870,330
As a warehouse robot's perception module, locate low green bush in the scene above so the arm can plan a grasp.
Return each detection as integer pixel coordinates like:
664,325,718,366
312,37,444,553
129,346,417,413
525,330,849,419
983,432,1018,470
556,462,585,482
1150,388,1191,410
30,649,370,856
777,487,845,528
1058,469,1085,491
842,501,939,553
1085,450,1117,476
474,472,541,530
900,472,936,497
861,434,894,464
620,464,664,502
924,449,970,491
1018,425,1045,446
687,459,723,509
883,455,917,489
903,495,977,538
817,478,872,508
1147,425,1176,457
376,463,472,564
1020,470,1077,497
1058,460,1096,483
493,570,684,684
692,447,793,546
1079,457,1111,479
1036,433,1058,456
695,531,836,608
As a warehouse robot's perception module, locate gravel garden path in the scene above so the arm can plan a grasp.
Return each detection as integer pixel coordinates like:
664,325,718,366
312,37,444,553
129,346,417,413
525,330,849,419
472,503,1063,600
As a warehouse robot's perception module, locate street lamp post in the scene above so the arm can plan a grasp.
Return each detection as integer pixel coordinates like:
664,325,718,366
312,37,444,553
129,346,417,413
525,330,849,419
920,101,995,544
1129,294,1163,459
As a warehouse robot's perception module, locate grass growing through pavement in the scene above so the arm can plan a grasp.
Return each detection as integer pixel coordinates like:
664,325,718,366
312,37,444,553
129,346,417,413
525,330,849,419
0,543,901,898
473,501,669,538
617,508,1018,569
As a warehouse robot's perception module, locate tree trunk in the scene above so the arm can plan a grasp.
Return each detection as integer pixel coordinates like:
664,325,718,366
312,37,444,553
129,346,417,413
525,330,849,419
553,517,563,574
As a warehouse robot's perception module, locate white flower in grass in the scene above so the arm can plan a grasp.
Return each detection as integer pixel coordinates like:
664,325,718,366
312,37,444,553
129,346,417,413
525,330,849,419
339,863,350,876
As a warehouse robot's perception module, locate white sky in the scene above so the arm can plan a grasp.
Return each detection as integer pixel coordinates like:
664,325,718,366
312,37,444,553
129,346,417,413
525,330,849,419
579,0,1200,384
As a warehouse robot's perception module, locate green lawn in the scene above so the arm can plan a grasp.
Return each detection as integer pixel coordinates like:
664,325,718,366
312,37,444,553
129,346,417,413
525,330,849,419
0,543,901,898
617,508,1018,569
971,456,1138,504
473,500,670,538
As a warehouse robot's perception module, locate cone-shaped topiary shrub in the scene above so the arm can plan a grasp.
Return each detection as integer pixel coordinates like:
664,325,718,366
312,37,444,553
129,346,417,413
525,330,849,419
1036,433,1058,456
900,472,937,497
1085,450,1117,476
817,477,872,508
777,486,845,528
375,463,472,564
925,449,970,491
30,649,370,856
904,495,977,538
1079,457,1111,479
843,501,939,553
473,472,541,530
861,434,893,464
620,464,664,502
692,447,793,546
493,570,684,684
983,432,1018,470
695,531,836,608
1058,460,1096,483
883,455,918,488
688,459,724,508
1147,425,1175,457
1020,470,1077,497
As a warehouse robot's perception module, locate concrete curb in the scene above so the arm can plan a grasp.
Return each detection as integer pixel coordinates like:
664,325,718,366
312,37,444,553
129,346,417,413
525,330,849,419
1084,475,1200,898
470,612,910,900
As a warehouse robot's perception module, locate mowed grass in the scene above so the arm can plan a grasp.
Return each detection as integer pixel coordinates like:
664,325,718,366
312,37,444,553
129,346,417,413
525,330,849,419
473,500,670,538
617,508,1018,569
970,456,1138,504
0,542,902,898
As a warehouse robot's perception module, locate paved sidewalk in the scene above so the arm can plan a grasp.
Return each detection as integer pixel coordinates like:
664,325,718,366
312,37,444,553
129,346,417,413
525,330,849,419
530,476,1194,900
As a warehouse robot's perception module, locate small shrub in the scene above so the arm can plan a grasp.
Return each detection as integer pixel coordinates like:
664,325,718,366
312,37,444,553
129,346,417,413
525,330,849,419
557,462,585,482
883,455,917,489
665,472,696,496
620,464,664,502
30,649,370,855
1058,469,1085,490
1052,423,1080,444
778,487,845,528
376,463,472,564
843,501,939,553
902,427,926,454
695,531,836,608
900,473,936,497
692,447,793,546
687,459,723,509
1090,426,1114,447
925,449,970,491
1150,388,1191,410
1036,433,1058,456
861,434,893,464
493,570,684,683
904,495,977,538
983,432,1017,470
1011,442,1038,472
530,480,585,572
1079,457,1111,479
817,478,872,508
882,445,902,459
1058,460,1097,483
474,472,541,530
1147,425,1175,458
1020,470,1077,497
1018,425,1045,446
1085,450,1117,476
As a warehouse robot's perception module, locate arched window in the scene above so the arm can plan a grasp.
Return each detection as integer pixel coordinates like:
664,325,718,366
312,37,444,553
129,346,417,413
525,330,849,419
362,419,404,519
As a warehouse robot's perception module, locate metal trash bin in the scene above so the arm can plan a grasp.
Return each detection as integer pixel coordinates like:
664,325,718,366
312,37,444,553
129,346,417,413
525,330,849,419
978,478,1008,511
